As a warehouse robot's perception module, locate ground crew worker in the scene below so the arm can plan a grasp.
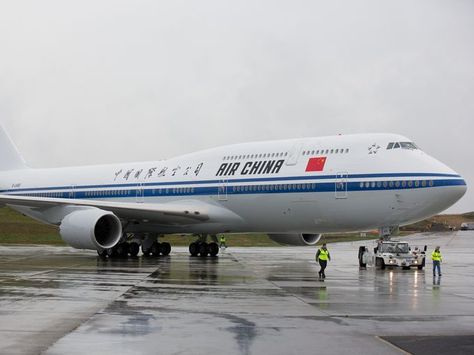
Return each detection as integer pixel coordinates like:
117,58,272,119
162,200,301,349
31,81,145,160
376,237,384,252
219,235,227,248
316,243,331,280
432,246,442,277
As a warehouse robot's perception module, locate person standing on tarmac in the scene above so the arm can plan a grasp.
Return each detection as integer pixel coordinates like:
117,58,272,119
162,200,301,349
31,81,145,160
432,246,442,277
316,243,331,281
219,235,227,249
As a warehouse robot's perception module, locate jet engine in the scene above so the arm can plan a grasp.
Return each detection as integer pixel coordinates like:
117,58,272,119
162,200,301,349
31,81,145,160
60,208,122,250
268,233,322,246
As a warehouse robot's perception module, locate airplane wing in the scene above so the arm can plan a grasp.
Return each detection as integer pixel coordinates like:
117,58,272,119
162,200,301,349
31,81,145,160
0,195,241,226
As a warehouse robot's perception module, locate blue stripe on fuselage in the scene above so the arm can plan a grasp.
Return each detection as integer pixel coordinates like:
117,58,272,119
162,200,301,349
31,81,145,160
0,172,462,194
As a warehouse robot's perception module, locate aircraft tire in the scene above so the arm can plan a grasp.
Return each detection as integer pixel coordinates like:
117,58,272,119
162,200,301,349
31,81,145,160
106,247,117,258
141,244,151,257
151,242,162,256
199,242,209,257
208,242,219,257
116,243,129,258
129,242,140,257
189,242,199,256
161,242,171,256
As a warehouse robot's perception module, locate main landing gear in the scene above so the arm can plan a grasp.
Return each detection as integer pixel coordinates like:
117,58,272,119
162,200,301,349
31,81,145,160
97,234,171,259
141,241,171,257
189,234,220,257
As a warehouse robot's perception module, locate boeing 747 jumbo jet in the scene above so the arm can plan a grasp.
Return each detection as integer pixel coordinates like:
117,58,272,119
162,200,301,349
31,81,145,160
0,124,467,258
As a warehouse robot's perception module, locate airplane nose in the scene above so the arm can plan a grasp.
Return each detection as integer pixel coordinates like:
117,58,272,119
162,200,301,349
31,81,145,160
425,155,467,210
457,175,467,197
446,171,467,205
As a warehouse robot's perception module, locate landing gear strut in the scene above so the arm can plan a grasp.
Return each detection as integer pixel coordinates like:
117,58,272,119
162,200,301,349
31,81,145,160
189,234,219,257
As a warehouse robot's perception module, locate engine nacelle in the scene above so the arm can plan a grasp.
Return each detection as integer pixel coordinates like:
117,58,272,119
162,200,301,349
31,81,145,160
268,233,322,246
60,208,122,250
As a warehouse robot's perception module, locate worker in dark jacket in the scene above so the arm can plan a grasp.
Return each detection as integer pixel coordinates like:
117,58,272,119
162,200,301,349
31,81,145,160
316,244,331,281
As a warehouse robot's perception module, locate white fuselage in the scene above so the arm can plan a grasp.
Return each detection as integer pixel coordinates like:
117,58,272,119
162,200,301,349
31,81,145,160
0,133,467,235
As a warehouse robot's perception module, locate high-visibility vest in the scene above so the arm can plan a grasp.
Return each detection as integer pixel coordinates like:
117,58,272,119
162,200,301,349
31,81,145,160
318,249,329,261
220,236,226,243
431,251,442,261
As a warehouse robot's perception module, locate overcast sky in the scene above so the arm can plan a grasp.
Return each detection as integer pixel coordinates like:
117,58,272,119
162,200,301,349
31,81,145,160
0,0,472,213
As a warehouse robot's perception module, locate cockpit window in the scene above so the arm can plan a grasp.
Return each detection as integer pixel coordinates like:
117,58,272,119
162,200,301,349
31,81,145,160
387,141,419,150
400,142,418,150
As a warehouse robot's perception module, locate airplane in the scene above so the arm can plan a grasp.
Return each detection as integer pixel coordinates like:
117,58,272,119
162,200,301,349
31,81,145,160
0,124,467,258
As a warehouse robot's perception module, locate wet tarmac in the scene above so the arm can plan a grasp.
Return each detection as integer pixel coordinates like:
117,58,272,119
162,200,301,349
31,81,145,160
0,232,473,355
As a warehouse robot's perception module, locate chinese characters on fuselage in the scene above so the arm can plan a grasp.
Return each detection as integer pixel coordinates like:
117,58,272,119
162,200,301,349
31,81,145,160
113,162,205,181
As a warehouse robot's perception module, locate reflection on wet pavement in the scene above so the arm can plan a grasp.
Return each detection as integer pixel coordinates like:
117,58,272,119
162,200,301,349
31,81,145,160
0,232,473,354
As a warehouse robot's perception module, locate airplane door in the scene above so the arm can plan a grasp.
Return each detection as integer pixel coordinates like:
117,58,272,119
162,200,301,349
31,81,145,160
286,142,303,166
218,179,228,201
69,185,75,199
136,183,144,203
335,172,348,199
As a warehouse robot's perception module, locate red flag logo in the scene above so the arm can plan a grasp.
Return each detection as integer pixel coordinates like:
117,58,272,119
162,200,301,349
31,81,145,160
305,157,327,172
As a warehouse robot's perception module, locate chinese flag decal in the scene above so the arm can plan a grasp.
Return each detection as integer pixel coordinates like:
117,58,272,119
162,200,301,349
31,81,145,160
305,157,327,172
